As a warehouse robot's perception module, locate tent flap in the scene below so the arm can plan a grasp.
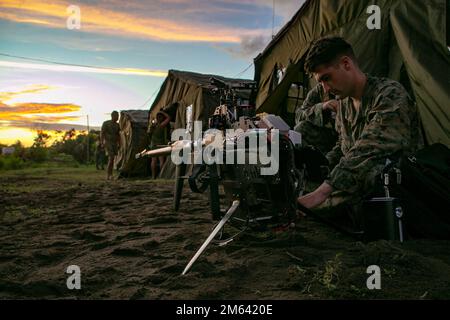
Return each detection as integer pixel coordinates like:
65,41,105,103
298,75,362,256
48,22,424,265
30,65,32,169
115,110,150,177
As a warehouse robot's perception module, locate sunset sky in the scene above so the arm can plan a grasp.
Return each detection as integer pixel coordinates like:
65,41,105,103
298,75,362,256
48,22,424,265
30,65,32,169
0,0,303,146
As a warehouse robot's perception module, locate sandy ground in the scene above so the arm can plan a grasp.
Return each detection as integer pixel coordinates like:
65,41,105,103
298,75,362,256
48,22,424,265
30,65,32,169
1,166,450,299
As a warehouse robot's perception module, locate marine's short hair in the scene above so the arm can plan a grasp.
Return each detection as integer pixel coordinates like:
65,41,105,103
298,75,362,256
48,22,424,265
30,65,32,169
111,111,119,117
304,37,357,74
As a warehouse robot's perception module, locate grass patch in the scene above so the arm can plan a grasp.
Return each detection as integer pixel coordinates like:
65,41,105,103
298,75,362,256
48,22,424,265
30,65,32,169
1,205,58,224
1,208,25,224
320,253,343,290
0,156,25,170
1,184,54,193
0,165,106,191
0,165,168,193
143,179,175,185
292,253,344,296
1,165,99,178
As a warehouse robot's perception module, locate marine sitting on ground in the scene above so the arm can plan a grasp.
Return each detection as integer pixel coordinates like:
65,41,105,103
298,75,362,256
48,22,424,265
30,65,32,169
297,37,422,228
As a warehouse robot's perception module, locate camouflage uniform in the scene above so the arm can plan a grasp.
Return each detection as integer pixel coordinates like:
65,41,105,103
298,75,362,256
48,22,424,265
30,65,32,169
101,120,120,157
294,84,338,154
323,75,423,205
148,124,169,150
95,141,106,170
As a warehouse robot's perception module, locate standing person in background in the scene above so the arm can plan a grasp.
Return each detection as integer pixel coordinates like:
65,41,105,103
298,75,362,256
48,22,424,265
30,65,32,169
101,111,120,180
148,110,170,179
95,135,106,170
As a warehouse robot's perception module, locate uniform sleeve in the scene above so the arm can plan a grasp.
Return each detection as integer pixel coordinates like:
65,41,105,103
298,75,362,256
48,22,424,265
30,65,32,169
325,105,343,168
325,135,343,169
115,123,121,138
163,103,178,121
100,122,107,141
325,85,413,194
295,85,325,127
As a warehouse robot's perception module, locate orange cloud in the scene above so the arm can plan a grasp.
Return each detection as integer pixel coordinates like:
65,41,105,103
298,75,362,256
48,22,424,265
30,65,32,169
0,84,55,103
1,114,81,123
1,102,81,115
0,0,261,43
0,85,82,126
0,102,81,124
0,104,83,146
0,121,96,132
0,11,59,27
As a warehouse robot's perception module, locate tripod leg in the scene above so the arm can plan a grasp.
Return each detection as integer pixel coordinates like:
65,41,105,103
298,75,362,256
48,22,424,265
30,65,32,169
173,163,186,211
209,164,221,220
182,200,240,275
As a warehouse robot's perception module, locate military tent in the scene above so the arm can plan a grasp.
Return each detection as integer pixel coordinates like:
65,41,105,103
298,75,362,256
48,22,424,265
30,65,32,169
149,69,254,178
115,110,150,177
149,70,254,129
253,0,450,146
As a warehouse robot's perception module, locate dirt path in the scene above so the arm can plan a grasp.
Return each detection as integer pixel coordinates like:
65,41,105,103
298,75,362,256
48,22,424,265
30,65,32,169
1,168,450,299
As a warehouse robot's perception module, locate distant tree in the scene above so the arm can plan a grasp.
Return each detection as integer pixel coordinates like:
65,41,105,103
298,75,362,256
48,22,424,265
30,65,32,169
64,128,77,141
12,140,23,148
12,140,26,159
26,130,50,162
51,129,98,164
32,130,51,148
53,128,77,159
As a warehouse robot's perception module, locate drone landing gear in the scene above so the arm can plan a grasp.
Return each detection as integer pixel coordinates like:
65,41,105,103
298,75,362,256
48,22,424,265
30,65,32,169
182,200,240,275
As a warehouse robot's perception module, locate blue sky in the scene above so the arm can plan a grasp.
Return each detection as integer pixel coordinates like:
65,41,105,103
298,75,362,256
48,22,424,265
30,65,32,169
0,0,303,146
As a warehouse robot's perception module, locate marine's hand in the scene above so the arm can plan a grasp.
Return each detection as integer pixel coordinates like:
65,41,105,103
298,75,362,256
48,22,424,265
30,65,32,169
323,99,339,112
297,182,333,209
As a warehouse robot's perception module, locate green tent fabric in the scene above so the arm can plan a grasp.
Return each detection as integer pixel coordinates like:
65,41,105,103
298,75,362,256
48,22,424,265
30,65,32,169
149,69,254,178
115,110,150,177
254,0,449,146
149,69,254,129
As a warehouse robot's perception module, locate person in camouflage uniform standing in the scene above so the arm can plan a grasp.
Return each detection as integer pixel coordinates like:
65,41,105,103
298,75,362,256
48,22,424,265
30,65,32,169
294,83,338,154
297,37,422,215
148,110,170,179
101,111,120,180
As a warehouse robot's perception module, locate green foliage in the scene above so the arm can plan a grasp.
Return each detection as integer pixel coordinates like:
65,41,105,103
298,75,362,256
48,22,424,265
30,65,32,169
32,130,51,148
11,140,26,159
0,155,25,170
320,253,343,290
295,253,344,295
2,129,100,167
0,166,105,185
26,146,48,163
48,152,79,167
52,129,99,164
